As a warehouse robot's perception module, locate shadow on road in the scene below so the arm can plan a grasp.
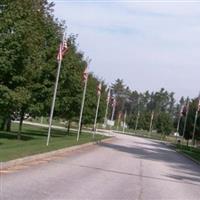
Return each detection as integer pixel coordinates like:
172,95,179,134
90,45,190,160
98,139,200,184
74,163,200,187
165,174,200,183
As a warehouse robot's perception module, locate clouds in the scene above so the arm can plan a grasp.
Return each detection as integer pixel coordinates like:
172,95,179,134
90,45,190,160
52,0,200,100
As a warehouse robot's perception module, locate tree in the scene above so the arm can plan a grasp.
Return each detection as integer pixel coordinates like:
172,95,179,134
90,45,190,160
156,112,174,135
81,74,107,128
0,0,62,138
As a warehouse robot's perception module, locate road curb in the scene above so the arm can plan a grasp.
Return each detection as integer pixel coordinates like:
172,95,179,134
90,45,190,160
175,149,200,166
1,137,114,170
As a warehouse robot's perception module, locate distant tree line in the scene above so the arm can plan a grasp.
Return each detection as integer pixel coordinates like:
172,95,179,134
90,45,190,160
111,79,200,142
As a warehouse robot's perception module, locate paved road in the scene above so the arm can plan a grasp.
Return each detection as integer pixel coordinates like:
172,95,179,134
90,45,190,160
1,134,200,200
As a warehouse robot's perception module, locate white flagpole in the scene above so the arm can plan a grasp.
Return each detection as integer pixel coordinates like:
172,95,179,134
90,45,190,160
104,88,110,128
111,99,116,121
46,57,62,146
192,94,200,145
135,97,141,131
176,105,183,141
183,99,189,140
149,111,154,133
192,110,198,145
77,74,88,142
93,87,101,138
123,110,127,134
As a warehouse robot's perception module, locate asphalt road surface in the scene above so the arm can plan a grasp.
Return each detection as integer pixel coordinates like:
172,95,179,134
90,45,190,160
1,134,200,200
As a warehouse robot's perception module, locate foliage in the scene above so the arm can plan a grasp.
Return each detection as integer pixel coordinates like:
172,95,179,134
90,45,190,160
156,112,174,135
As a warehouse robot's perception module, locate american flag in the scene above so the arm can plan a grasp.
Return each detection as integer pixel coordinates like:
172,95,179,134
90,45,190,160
180,105,185,116
57,38,68,61
180,103,188,117
97,82,102,96
83,66,88,82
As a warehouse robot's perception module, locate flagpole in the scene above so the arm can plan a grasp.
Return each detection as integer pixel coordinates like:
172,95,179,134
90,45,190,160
77,76,88,142
135,97,140,132
111,99,116,121
110,98,116,130
182,99,189,140
93,90,101,138
176,105,183,142
176,114,182,133
192,110,198,146
104,88,110,128
149,111,154,135
192,94,200,145
46,58,62,146
123,110,127,134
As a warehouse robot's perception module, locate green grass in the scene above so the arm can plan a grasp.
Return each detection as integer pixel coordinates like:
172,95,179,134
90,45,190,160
0,123,107,162
176,144,200,162
29,117,67,127
123,129,173,142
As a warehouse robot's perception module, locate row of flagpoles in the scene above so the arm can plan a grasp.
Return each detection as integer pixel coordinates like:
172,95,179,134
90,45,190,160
176,96,200,145
133,96,200,144
46,35,200,146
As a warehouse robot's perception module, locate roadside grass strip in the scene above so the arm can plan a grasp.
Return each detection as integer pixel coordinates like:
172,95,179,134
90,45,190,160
176,144,200,163
0,123,107,162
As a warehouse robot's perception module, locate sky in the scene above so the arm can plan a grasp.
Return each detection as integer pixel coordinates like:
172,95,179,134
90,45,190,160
51,0,200,101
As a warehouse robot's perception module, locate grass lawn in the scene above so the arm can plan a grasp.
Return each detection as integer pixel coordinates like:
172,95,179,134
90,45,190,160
176,144,200,162
0,123,107,162
124,129,176,143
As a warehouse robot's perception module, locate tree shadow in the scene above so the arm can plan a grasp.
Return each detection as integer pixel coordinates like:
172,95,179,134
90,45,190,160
132,140,175,150
0,132,33,141
165,174,200,184
21,129,66,138
0,127,69,141
98,139,200,185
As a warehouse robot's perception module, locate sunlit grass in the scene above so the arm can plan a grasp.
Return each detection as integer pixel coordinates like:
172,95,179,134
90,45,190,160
0,123,107,162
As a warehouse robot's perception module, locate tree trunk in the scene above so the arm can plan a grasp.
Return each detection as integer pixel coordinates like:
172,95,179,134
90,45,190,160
0,117,6,131
80,122,83,135
18,110,24,140
6,115,11,132
67,120,71,134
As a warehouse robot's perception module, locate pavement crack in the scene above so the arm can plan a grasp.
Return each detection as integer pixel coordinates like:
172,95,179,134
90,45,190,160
138,159,143,200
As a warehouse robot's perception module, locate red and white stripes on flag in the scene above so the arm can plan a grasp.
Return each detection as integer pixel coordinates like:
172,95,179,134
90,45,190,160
83,66,88,82
180,103,188,117
180,105,185,117
57,39,68,61
97,82,102,96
